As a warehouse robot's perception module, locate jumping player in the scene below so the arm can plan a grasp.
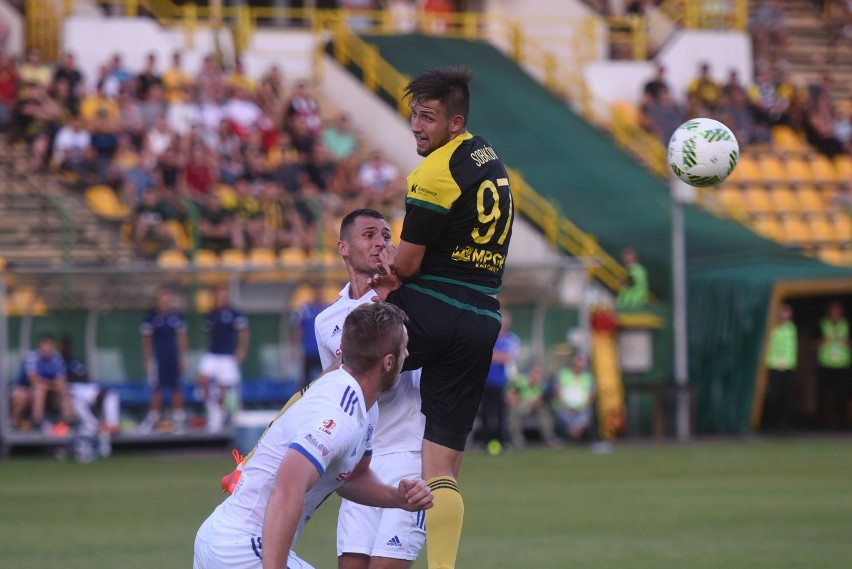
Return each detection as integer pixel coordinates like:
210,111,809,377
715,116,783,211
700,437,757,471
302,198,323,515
315,208,426,569
370,66,514,569
194,302,432,569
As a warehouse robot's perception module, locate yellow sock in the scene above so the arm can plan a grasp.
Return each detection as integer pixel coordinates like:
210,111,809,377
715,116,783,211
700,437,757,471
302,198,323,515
425,476,464,569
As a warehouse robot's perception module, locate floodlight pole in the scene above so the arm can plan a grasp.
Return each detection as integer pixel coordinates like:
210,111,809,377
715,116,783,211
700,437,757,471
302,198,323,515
670,176,691,442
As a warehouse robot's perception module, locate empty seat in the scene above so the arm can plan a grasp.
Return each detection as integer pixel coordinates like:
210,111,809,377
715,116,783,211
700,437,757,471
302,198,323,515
809,215,836,244
248,247,277,267
718,186,745,212
797,186,825,212
195,288,215,313
727,154,759,185
817,246,848,266
771,125,807,152
833,213,851,242
280,248,308,266
756,154,787,184
194,249,219,268
751,215,782,241
784,158,813,185
834,154,852,180
772,187,800,214
164,220,190,250
779,215,813,246
85,185,130,220
743,186,774,214
611,101,639,125
220,248,246,268
156,248,188,269
809,154,838,185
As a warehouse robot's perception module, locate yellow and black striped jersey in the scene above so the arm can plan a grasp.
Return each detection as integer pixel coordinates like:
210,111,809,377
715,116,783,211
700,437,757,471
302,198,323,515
402,133,513,293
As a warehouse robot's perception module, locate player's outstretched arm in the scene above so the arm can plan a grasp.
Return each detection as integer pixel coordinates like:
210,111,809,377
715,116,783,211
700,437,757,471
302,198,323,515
262,450,321,569
337,457,433,511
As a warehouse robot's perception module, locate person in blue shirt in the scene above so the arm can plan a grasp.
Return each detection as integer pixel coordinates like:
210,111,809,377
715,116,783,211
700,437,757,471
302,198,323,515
291,281,329,389
139,287,188,433
479,311,520,454
197,285,250,433
10,333,76,431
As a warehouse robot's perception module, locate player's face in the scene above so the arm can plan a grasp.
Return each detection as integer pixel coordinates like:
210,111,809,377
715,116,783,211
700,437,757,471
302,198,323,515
410,98,462,157
340,216,392,276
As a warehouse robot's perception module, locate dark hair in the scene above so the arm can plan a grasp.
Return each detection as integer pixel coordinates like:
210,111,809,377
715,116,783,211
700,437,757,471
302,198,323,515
38,333,55,343
404,66,473,126
340,208,385,240
341,302,407,375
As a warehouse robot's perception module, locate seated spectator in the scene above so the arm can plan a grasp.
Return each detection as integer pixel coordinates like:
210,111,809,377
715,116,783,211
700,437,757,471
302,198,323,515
640,84,684,146
196,54,224,97
53,51,84,104
257,180,315,252
117,87,146,148
322,112,358,160
227,57,255,94
133,186,176,253
145,113,173,158
227,177,265,251
553,352,596,442
326,153,364,215
79,82,120,130
747,66,790,135
104,53,133,97
180,143,218,205
167,83,201,136
198,195,234,253
52,77,79,119
199,85,226,146
719,88,759,148
162,50,192,104
139,83,167,132
0,53,16,131
749,0,786,66
507,361,560,448
285,80,321,132
53,114,90,174
616,246,649,309
256,65,286,125
10,333,76,432
62,336,120,436
805,93,845,157
305,141,335,191
223,86,261,138
358,150,403,209
89,109,120,182
686,62,722,115
832,104,852,154
18,48,52,97
287,112,316,155
18,83,64,171
642,63,669,101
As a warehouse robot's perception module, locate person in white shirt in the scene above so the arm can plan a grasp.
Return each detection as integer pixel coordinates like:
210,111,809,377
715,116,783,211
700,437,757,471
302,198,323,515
194,302,432,569
52,115,90,167
314,208,426,569
222,86,261,135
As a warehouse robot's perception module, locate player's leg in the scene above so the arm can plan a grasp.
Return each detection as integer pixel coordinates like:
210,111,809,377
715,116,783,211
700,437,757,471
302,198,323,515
70,383,100,435
140,358,162,433
53,379,77,423
30,380,48,425
10,385,32,427
337,489,381,569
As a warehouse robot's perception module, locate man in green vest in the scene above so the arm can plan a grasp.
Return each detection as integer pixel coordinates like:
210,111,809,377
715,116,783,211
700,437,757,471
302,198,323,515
817,300,851,430
554,352,596,441
762,303,797,434
506,361,559,449
616,247,649,309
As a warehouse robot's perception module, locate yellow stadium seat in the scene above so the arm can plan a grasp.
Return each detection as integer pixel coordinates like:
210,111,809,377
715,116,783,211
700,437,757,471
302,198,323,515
85,185,131,220
743,186,774,214
195,289,215,313
771,125,807,152
220,248,246,269
809,154,838,185
718,186,745,212
323,283,343,304
809,215,836,244
288,282,321,310
834,154,852,180
726,154,759,185
317,249,342,269
833,213,851,242
280,248,308,266
772,187,800,214
784,158,813,186
390,217,404,242
194,249,219,268
611,101,639,125
164,220,190,250
797,186,825,212
156,248,188,269
779,215,813,246
756,154,787,184
751,215,782,241
214,184,238,209
817,246,848,266
248,247,277,267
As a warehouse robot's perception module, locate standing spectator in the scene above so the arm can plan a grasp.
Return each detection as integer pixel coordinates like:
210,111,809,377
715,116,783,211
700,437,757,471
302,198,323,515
162,51,192,104
479,310,520,455
139,287,188,433
291,281,329,389
816,301,850,430
285,80,322,132
507,360,559,448
10,333,76,432
553,352,596,442
136,52,162,101
357,150,403,209
616,247,649,309
642,63,669,101
762,304,796,434
640,84,684,146
62,335,120,437
0,53,16,131
196,286,250,433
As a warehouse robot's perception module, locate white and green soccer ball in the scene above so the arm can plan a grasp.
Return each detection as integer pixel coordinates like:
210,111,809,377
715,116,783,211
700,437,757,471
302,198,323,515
667,118,739,187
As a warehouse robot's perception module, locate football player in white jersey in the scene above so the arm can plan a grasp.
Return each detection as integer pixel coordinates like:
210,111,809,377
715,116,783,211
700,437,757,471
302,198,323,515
315,208,427,569
194,302,432,569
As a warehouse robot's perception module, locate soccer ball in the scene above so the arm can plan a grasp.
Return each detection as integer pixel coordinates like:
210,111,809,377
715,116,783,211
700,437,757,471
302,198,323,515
667,118,739,187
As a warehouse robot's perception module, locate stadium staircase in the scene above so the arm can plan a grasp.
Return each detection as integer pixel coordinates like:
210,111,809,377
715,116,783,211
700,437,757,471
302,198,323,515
0,139,136,269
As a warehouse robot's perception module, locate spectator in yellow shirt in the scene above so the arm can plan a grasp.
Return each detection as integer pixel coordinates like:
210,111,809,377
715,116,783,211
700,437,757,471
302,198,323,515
162,51,192,104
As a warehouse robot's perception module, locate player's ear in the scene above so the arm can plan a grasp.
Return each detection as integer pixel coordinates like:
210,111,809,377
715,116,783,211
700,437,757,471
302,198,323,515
450,114,465,135
337,239,348,257
383,353,394,373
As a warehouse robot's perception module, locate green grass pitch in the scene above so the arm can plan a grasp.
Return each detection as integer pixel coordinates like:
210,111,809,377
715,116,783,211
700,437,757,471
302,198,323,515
2,439,851,569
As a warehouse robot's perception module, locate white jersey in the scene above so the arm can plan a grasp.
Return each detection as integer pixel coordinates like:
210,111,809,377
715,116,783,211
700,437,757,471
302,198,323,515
315,283,424,455
197,367,378,543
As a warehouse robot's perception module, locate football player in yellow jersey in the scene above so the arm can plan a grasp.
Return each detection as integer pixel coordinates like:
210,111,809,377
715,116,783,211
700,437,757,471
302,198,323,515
371,66,513,569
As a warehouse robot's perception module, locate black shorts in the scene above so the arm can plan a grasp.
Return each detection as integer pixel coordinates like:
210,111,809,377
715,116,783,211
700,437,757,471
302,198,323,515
387,278,502,451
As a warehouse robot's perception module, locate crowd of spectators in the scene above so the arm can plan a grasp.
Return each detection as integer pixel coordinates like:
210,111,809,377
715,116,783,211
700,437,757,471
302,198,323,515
0,47,406,258
640,60,852,159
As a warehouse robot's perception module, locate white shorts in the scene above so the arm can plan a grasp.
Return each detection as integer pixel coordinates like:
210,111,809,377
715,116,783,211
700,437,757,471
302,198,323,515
336,451,425,561
198,353,241,387
193,533,315,569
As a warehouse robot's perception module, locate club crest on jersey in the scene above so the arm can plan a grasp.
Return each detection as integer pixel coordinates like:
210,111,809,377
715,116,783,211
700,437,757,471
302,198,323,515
318,418,337,437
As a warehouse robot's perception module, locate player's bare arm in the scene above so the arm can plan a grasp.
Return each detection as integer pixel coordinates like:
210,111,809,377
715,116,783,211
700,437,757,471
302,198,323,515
393,241,426,282
262,450,321,569
337,455,433,512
